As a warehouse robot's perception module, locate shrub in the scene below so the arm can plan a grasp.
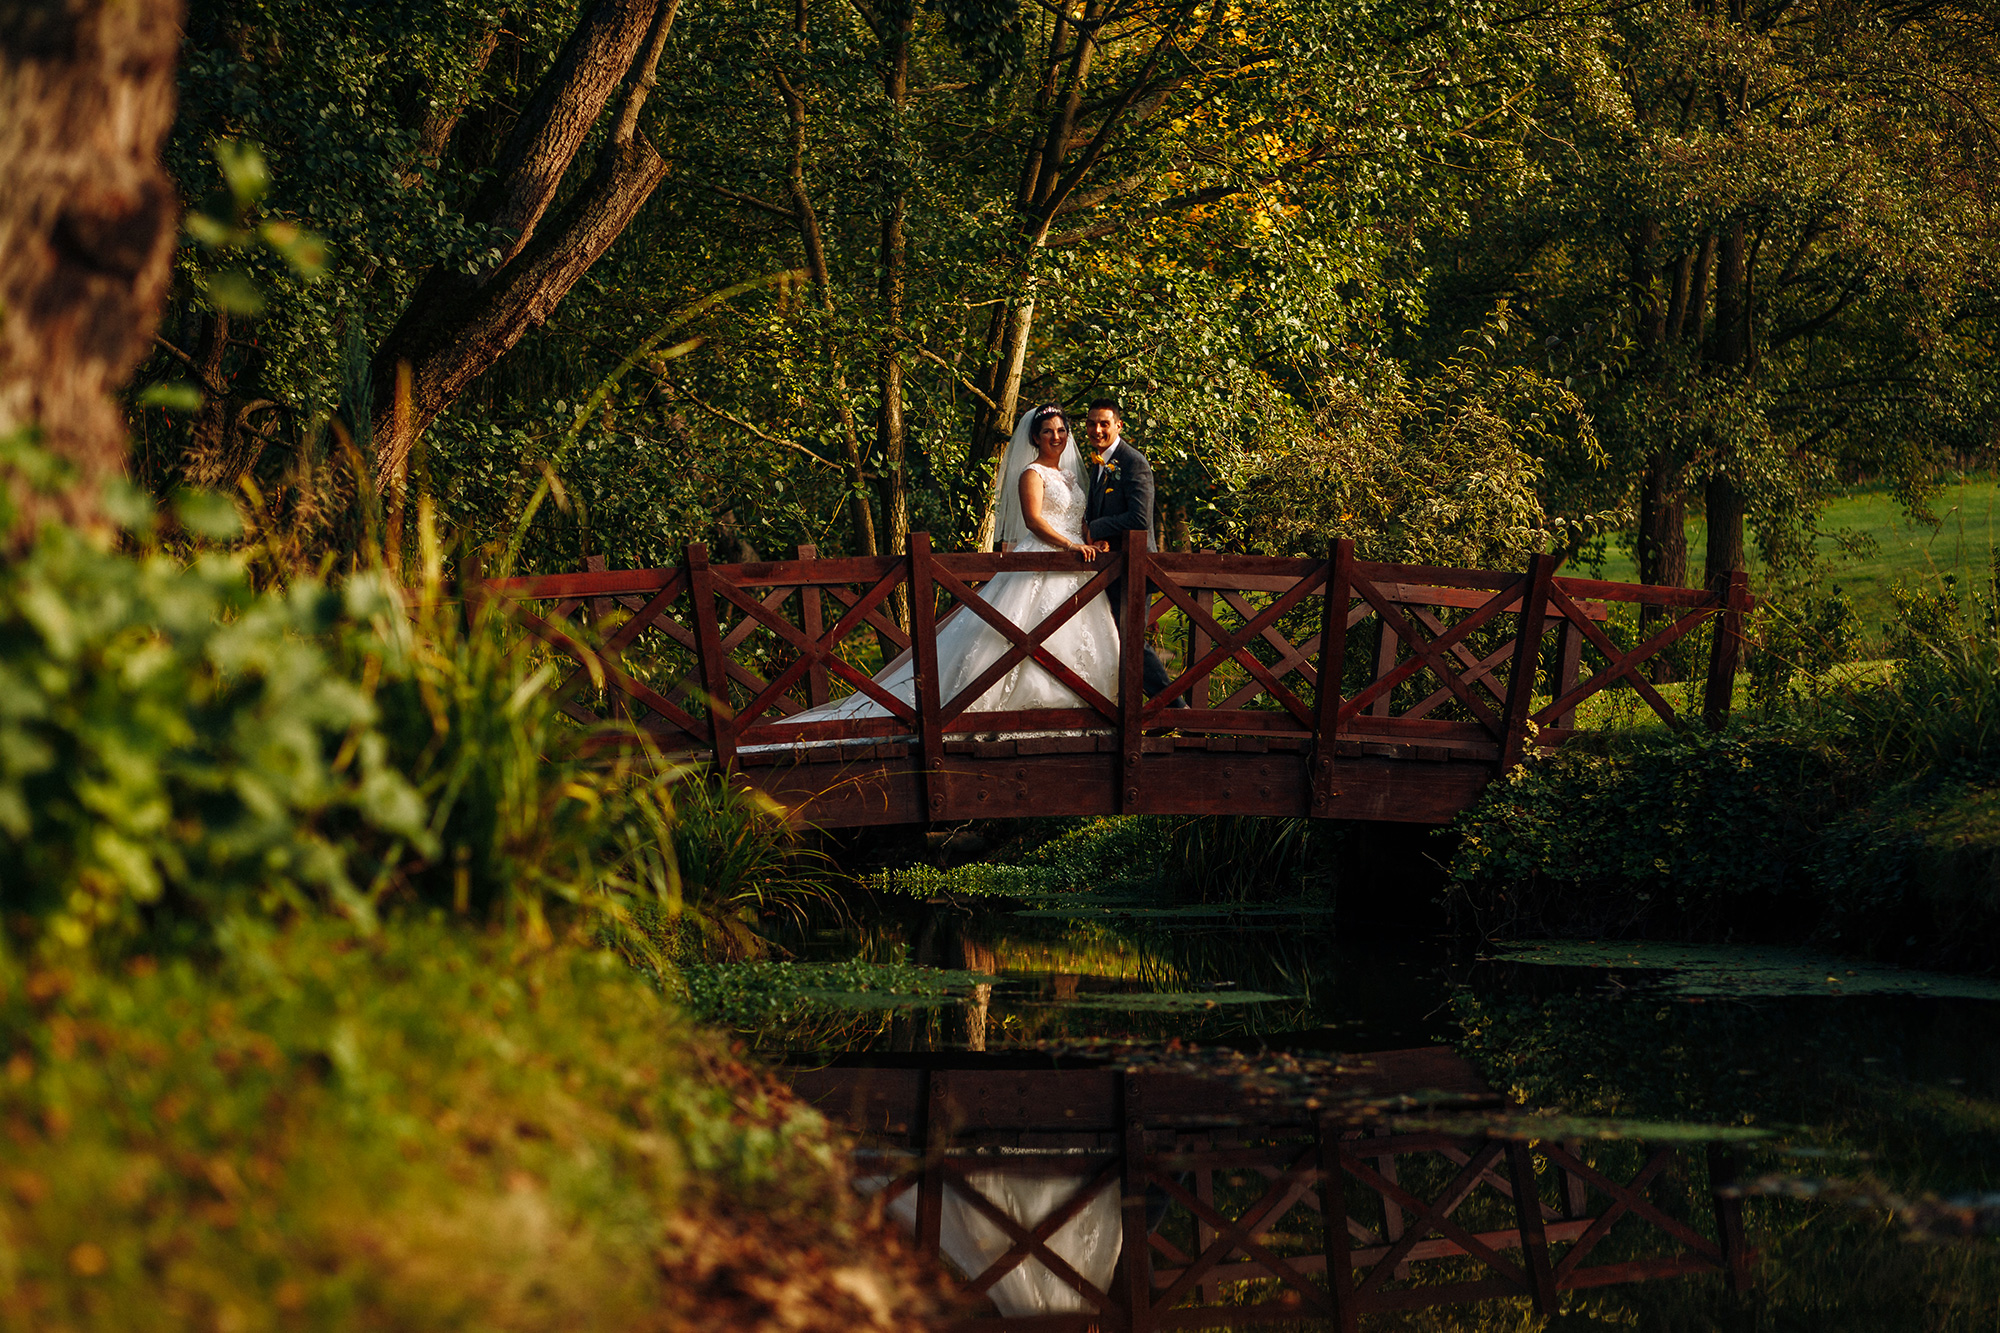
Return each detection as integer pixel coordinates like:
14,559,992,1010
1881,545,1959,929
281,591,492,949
868,815,1333,904
0,440,694,956
0,511,428,949
1448,726,1843,939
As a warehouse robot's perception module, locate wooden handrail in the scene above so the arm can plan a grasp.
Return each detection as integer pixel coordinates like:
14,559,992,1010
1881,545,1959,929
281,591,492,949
468,539,1756,797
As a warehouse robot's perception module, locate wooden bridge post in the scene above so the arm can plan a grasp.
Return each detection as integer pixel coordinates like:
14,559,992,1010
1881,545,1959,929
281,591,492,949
1117,1071,1155,1332
1506,1140,1560,1314
1702,570,1751,731
1706,1142,1754,1294
1119,529,1149,815
908,533,947,823
685,544,737,772
917,1069,949,1258
1498,553,1558,772
796,544,830,708
1311,539,1353,817
1316,1114,1359,1333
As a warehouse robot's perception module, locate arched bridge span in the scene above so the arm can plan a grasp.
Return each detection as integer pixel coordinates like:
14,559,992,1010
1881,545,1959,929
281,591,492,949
477,536,1752,827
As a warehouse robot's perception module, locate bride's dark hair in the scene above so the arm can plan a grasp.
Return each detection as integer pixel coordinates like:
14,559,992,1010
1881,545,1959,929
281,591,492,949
1029,404,1068,436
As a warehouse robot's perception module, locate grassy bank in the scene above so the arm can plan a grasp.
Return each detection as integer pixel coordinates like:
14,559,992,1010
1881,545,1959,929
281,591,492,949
0,919,941,1332
1594,474,2000,642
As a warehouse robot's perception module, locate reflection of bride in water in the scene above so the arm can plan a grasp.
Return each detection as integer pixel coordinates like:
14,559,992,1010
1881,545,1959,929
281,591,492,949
765,405,1120,739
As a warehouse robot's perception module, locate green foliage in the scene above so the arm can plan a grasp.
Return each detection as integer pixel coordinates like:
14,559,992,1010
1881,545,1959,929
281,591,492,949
680,957,979,1028
1749,582,1862,707
0,917,931,1331
0,436,699,956
607,774,832,963
871,814,1331,905
1455,587,2000,966
0,475,427,949
865,861,1062,899
1157,816,1332,905
1233,321,1606,565
1448,726,1844,938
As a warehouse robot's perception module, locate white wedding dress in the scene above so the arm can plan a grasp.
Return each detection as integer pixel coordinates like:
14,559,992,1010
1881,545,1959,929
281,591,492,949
748,446,1120,750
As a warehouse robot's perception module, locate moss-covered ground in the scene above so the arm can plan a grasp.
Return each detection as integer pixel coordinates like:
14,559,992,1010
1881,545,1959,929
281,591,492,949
0,919,945,1333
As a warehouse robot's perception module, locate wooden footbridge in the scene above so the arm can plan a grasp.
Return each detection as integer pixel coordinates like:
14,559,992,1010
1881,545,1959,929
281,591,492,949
786,1048,1755,1330
478,535,1752,826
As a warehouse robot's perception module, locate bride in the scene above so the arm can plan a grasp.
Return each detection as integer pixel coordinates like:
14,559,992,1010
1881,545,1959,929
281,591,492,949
753,405,1121,744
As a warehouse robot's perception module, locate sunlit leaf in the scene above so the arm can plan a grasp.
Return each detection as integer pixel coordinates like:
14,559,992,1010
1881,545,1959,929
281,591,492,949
212,138,269,208
260,219,329,278
173,488,243,541
203,270,265,316
137,381,203,412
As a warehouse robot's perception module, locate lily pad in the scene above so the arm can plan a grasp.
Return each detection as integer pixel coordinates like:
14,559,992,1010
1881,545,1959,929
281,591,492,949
1018,990,1297,1011
1390,1111,1769,1143
1013,898,1339,922
1491,941,2000,1001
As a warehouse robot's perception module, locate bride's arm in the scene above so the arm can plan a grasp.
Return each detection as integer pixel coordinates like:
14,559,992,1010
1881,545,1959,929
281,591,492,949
1019,469,1094,558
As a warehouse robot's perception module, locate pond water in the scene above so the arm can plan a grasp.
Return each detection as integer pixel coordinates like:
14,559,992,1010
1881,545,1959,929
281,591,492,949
721,892,2000,1330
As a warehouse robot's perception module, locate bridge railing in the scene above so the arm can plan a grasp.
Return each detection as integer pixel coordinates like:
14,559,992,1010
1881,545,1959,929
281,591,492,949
475,535,1752,802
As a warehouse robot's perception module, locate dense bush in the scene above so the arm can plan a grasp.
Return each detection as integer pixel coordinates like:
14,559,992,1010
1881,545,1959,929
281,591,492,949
0,918,942,1331
0,439,785,961
1452,613,2000,966
0,488,427,949
1449,726,1845,939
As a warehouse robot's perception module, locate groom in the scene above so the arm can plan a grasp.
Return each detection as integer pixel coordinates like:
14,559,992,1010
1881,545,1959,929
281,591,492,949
1083,399,1178,703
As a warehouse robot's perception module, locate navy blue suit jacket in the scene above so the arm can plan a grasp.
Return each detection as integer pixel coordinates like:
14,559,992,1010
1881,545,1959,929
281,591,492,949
1084,442,1155,549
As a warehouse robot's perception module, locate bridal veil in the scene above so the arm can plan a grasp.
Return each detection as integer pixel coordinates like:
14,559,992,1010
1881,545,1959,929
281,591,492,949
992,405,1086,549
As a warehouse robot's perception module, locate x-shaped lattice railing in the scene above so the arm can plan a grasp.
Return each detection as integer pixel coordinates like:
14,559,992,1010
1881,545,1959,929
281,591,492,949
1337,575,1533,739
714,563,919,733
938,1157,1124,1309
1140,1142,1334,1317
1340,1141,1536,1296
493,577,711,743
1541,1144,1723,1283
926,561,1123,726
1533,582,1724,731
1146,567,1329,726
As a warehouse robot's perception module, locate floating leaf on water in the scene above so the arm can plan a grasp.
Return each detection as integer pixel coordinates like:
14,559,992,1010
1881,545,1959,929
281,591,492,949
1020,990,1296,1012
1391,1111,1769,1143
1490,942,2000,1001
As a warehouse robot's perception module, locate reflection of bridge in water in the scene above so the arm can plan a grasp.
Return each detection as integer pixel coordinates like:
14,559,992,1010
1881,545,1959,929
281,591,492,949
786,1049,1755,1331
482,535,1752,826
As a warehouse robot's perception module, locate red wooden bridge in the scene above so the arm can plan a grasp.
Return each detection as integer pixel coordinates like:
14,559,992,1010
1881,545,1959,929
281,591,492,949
478,535,1752,827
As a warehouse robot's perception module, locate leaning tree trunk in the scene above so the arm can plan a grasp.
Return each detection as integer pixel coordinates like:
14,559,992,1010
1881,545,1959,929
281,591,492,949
0,0,184,542
367,0,679,490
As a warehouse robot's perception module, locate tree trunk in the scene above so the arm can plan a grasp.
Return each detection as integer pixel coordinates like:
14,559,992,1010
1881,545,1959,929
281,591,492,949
368,0,679,488
1703,216,1749,588
877,12,913,575
775,63,876,556
0,0,184,540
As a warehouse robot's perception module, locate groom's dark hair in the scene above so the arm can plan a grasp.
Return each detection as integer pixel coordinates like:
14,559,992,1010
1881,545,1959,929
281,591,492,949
1087,397,1124,421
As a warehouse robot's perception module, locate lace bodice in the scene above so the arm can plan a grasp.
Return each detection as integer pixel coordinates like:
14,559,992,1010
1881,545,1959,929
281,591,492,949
1013,463,1086,553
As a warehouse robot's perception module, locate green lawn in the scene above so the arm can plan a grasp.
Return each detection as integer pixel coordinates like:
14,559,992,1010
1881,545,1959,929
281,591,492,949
1591,474,2000,643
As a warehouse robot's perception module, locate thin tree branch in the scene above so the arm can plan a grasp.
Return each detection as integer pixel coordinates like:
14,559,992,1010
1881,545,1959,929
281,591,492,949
674,388,839,468
912,346,998,409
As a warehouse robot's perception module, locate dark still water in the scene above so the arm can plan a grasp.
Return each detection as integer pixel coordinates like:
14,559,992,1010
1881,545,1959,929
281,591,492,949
745,896,2000,1330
